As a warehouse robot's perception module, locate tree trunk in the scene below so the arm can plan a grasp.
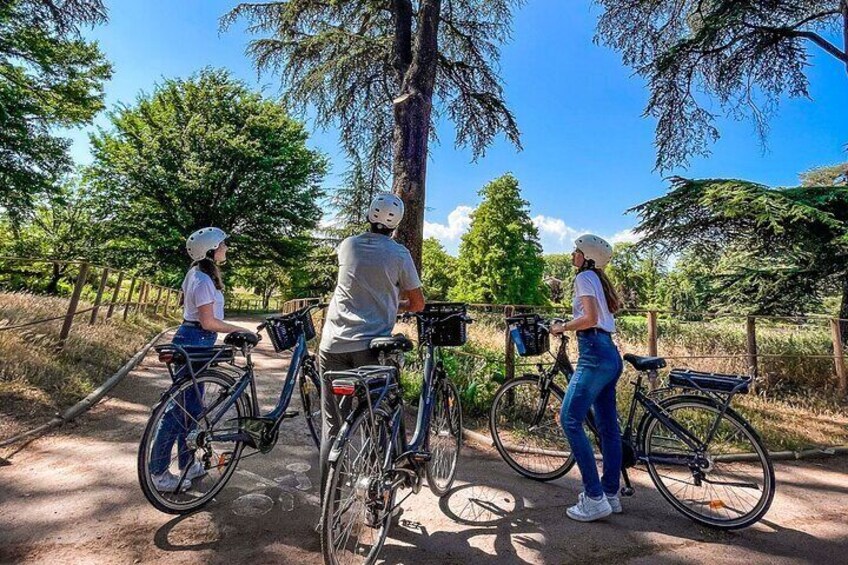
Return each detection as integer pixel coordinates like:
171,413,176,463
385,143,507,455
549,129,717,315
391,0,441,272
840,272,848,345
46,262,64,295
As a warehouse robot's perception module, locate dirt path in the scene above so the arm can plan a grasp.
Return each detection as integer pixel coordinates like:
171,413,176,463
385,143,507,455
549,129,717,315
1,320,846,564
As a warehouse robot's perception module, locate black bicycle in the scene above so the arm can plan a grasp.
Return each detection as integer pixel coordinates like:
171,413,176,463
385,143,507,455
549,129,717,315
320,303,471,565
137,303,324,514
490,313,775,530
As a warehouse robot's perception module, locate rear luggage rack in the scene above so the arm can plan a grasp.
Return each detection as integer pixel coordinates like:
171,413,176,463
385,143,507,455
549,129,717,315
668,369,751,395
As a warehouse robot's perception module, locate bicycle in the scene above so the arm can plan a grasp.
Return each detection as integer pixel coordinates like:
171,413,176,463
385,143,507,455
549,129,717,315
320,303,472,565
137,303,325,514
489,313,775,530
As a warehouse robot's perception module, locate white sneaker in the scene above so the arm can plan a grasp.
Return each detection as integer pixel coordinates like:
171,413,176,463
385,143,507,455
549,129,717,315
152,471,191,492
183,461,207,481
606,493,623,514
566,492,612,522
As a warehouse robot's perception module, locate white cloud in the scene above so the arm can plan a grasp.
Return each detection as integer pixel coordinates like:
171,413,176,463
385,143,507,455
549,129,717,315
424,205,474,242
610,228,640,244
423,205,636,255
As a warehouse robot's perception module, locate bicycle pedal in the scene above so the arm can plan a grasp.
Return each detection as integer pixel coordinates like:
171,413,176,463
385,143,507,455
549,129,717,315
620,487,635,497
409,451,431,463
281,410,299,419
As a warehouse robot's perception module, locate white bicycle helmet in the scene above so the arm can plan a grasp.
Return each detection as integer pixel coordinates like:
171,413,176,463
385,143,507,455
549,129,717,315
186,227,228,261
367,193,404,230
574,234,613,268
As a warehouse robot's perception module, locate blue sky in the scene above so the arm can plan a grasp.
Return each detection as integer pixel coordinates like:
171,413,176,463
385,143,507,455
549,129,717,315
67,0,848,254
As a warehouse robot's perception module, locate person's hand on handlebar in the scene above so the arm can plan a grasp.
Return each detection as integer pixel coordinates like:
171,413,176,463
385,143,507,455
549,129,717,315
548,318,567,336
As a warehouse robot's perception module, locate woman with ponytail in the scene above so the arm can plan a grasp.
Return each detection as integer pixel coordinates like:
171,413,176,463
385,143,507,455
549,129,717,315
149,227,249,492
550,234,625,522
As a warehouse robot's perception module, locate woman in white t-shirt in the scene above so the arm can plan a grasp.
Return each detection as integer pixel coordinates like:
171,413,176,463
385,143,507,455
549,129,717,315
149,227,248,492
550,234,624,523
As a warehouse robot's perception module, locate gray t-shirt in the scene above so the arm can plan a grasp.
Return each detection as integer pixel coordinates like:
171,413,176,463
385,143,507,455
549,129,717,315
320,233,422,353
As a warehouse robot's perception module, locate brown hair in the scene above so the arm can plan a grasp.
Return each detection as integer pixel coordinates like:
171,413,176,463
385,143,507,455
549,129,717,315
581,265,622,314
194,251,224,290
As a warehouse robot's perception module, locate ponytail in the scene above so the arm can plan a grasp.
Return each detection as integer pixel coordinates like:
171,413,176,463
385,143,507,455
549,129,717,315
194,252,224,290
580,261,621,314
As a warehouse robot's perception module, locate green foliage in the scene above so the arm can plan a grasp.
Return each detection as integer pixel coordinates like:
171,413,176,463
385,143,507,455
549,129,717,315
451,174,546,305
632,176,848,317
0,0,111,223
596,1,847,170
421,238,457,300
800,162,848,188
86,68,327,284
606,242,665,309
222,0,523,228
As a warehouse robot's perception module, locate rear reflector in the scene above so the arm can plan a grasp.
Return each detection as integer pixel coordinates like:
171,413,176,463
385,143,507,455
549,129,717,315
158,352,174,363
332,384,357,396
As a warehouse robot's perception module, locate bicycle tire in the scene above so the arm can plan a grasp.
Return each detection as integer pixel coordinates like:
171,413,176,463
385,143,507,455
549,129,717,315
489,375,576,481
640,394,775,530
137,370,249,514
426,379,462,496
321,408,394,565
299,365,321,448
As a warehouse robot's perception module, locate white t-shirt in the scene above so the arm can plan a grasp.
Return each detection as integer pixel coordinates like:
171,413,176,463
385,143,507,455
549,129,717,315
573,270,616,333
182,267,225,322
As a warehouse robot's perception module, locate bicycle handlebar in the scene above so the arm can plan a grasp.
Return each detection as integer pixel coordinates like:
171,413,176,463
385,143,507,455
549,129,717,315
397,310,474,326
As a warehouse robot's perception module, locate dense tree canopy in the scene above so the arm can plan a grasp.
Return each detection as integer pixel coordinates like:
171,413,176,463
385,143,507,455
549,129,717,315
223,0,524,266
0,0,111,225
452,174,546,305
421,237,457,300
597,0,848,170
632,173,848,324
87,69,327,283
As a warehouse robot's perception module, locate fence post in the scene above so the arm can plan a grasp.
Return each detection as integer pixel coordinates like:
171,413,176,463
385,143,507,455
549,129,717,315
830,318,847,397
153,286,163,316
123,277,137,321
89,268,110,325
59,262,90,346
504,305,515,381
746,316,759,394
106,271,124,319
135,281,147,315
647,310,658,357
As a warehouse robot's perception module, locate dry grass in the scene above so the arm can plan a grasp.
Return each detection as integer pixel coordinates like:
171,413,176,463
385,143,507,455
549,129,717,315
408,312,848,452
0,291,176,440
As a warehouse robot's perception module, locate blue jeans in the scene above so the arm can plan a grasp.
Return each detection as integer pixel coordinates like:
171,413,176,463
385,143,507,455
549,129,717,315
149,324,217,475
560,331,624,499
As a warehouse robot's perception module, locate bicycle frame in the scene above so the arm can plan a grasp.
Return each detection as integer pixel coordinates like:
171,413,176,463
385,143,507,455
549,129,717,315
169,332,312,445
391,339,443,457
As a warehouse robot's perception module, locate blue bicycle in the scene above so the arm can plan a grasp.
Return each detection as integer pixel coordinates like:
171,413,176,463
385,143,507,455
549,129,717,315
137,303,324,514
319,303,471,565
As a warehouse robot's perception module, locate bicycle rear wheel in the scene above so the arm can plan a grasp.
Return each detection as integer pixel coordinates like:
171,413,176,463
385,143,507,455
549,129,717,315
641,394,775,529
426,379,462,496
489,375,575,481
321,409,394,565
138,370,248,514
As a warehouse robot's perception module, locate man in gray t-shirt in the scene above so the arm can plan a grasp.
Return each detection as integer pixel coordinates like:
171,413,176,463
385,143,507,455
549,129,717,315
318,193,424,491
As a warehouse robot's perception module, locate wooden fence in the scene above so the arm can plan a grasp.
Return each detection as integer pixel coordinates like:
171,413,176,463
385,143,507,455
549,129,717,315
484,304,848,398
0,257,182,348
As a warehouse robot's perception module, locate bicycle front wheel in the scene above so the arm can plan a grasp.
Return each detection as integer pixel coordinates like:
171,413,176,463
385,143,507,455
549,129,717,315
426,379,462,496
321,409,394,565
299,366,321,448
138,370,248,514
641,394,775,529
489,375,575,481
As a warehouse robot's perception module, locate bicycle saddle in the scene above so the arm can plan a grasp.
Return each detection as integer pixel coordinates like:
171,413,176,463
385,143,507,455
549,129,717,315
623,353,667,371
224,331,260,348
369,334,414,353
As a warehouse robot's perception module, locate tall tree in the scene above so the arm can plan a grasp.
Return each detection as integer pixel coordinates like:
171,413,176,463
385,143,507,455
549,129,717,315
596,1,848,170
87,69,327,283
0,0,111,226
421,236,457,300
222,0,523,266
451,174,546,305
632,174,848,331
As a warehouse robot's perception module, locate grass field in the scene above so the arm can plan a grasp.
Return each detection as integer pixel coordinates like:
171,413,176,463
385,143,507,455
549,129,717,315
0,291,176,440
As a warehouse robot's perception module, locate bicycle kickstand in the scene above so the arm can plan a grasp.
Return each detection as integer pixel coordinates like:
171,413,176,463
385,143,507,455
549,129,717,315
620,468,635,497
